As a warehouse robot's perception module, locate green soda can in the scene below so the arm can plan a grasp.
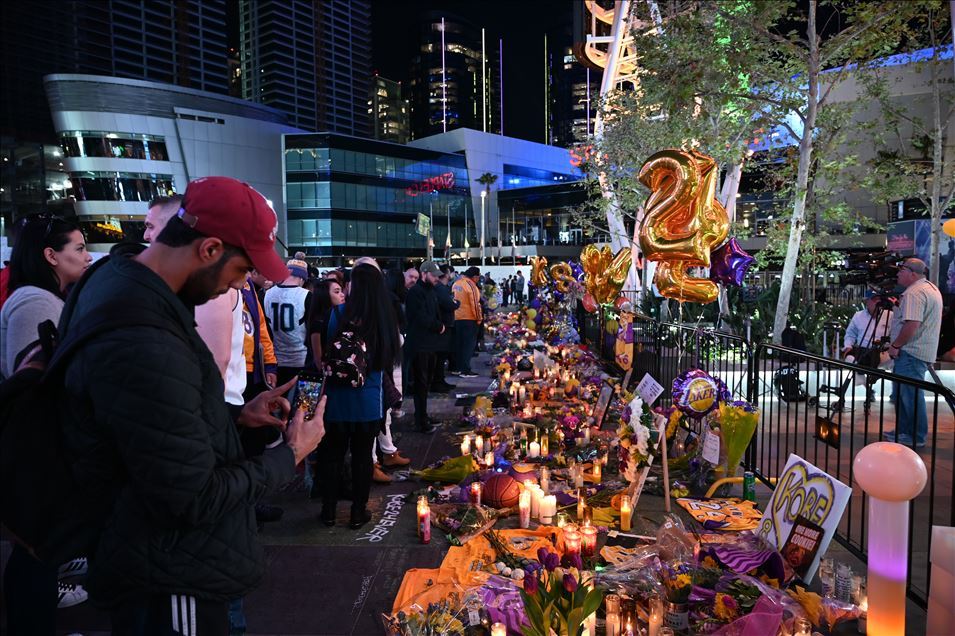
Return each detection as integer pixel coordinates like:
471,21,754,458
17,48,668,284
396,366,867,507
743,471,756,502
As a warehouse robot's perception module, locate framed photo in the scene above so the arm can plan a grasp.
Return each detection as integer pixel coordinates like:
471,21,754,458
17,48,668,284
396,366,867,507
621,368,634,392
592,380,615,429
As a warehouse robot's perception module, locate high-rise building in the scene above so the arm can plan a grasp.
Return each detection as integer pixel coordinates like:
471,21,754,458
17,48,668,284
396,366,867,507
546,26,600,148
239,0,371,135
369,75,410,144
408,12,500,140
0,0,229,223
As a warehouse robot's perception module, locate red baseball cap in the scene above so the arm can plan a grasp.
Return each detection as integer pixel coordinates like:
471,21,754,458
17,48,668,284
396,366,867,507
178,176,289,282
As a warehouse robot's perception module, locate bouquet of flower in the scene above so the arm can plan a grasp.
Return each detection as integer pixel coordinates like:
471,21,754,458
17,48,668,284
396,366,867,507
519,548,605,636
716,400,759,479
430,503,501,545
383,589,480,635
617,395,655,483
661,560,696,604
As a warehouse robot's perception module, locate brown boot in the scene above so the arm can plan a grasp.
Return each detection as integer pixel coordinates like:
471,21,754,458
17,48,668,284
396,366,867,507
372,463,392,483
381,450,411,467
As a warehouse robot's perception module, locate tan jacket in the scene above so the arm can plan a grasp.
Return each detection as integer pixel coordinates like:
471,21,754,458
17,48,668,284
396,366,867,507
452,277,483,323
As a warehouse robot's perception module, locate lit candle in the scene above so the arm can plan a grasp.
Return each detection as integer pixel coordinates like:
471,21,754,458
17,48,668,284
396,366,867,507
474,435,484,454
583,426,591,445
541,495,557,524
519,490,531,529
564,528,581,557
518,386,527,403
577,488,587,520
592,462,602,484
585,612,596,636
491,622,506,636
528,441,540,458
605,594,621,636
581,523,597,557
540,467,550,493
648,594,663,636
461,436,471,456
529,485,542,519
417,496,431,544
620,496,632,532
469,482,482,506
575,469,585,488
534,367,541,380
483,451,494,468
540,434,549,456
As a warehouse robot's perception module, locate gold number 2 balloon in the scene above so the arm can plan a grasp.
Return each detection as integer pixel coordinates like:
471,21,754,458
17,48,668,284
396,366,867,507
638,149,729,304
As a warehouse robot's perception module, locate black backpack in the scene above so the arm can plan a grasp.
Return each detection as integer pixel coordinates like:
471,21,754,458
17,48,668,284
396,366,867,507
0,258,173,558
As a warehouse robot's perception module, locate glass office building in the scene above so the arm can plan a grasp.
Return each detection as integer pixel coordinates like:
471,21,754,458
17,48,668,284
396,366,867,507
284,133,473,264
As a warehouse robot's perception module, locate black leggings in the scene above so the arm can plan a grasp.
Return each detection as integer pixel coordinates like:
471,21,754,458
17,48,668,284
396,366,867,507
315,423,379,515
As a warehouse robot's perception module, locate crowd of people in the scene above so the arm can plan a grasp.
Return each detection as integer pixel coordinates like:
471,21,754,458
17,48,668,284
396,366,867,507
0,177,521,635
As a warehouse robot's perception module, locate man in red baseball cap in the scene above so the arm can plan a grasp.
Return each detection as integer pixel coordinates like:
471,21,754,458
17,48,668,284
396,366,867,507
49,176,323,630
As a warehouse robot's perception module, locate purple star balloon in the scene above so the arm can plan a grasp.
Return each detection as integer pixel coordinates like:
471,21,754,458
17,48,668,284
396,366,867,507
709,237,755,287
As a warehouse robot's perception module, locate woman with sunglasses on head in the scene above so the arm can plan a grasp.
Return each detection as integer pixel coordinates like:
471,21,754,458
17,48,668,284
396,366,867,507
1,214,92,633
1,214,92,378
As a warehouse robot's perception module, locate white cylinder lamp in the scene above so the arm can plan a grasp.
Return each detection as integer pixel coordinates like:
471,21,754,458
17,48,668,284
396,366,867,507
853,442,927,636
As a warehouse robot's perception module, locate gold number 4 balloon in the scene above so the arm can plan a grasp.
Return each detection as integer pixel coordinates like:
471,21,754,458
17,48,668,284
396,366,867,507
638,149,729,304
580,244,631,304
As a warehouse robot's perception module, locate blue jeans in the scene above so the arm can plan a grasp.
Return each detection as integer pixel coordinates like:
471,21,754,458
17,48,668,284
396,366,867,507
454,320,478,374
892,350,930,444
229,597,247,635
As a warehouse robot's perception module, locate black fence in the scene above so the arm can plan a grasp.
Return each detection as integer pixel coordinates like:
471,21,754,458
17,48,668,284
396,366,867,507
587,313,954,610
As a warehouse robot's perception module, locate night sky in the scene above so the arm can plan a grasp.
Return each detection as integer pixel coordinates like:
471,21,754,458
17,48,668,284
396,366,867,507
370,0,575,144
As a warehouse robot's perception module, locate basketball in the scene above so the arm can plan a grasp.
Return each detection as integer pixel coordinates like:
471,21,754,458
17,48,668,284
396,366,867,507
483,474,521,509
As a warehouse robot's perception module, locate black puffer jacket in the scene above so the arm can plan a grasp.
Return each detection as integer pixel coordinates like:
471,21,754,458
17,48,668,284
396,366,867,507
57,252,295,606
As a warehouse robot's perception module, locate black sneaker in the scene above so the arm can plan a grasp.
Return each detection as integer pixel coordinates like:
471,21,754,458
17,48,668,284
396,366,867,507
429,384,453,393
255,503,284,523
459,372,478,378
349,509,372,529
418,422,438,434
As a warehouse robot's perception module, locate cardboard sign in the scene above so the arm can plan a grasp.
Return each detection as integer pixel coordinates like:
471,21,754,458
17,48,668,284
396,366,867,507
756,454,851,582
636,372,664,406
781,515,825,579
701,429,721,464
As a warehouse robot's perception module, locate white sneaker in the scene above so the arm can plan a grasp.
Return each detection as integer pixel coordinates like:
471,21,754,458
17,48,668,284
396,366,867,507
58,557,88,579
57,582,88,608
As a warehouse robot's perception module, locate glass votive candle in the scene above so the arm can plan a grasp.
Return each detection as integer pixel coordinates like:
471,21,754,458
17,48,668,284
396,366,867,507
581,523,597,558
469,481,482,506
555,512,570,528
564,528,582,557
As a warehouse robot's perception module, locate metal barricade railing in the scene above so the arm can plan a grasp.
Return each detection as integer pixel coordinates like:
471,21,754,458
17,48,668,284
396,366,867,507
748,342,955,609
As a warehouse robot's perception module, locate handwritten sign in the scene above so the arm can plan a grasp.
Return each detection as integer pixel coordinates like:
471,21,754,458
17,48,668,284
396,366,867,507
701,429,721,464
756,454,851,582
636,372,664,406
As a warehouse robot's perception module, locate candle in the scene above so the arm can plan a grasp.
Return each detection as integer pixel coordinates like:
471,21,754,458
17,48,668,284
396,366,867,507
474,435,484,453
577,488,587,520
484,451,495,468
461,436,471,456
530,485,542,519
534,368,541,380
793,617,811,636
528,441,540,458
583,426,591,445
620,496,632,532
592,462,602,484
556,512,570,528
540,468,550,494
581,523,597,557
540,495,557,524
575,469,585,488
648,594,663,636
417,496,431,544
469,482,482,506
519,490,531,529
564,528,581,557
540,434,549,456
584,612,596,636
490,622,506,636
605,594,621,636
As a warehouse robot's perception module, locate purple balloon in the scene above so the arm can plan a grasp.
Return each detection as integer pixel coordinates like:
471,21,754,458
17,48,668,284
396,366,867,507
672,369,725,419
570,261,585,282
710,237,755,287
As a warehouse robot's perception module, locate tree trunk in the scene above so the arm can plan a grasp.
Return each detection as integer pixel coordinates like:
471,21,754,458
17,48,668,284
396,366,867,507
929,34,944,285
773,1,819,344
718,161,745,324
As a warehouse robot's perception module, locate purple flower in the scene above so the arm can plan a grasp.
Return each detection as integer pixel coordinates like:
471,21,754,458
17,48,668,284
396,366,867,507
562,573,578,593
524,571,539,594
537,547,550,564
723,595,738,611
561,552,583,571
542,551,560,572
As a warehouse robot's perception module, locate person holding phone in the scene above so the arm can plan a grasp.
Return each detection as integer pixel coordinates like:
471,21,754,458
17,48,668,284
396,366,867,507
317,263,400,529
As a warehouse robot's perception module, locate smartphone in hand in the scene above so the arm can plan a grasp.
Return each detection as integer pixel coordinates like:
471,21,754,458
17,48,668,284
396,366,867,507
289,371,325,421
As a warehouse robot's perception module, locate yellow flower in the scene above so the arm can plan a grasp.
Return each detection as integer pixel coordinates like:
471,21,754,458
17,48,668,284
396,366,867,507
702,556,719,569
713,593,738,621
759,574,781,589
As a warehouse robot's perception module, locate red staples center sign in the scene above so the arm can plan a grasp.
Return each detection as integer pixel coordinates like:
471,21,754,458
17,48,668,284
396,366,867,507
406,172,455,197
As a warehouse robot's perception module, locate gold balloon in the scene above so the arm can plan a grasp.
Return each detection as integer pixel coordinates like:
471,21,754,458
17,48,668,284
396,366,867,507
638,149,729,304
580,245,632,304
530,256,549,287
549,262,574,293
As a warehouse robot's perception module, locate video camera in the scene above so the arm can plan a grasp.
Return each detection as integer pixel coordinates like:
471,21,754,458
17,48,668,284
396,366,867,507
844,251,901,292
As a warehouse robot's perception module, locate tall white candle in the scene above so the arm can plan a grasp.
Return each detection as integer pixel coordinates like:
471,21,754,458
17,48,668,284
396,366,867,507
528,441,540,458
530,485,542,519
474,435,484,453
541,495,557,524
519,490,531,529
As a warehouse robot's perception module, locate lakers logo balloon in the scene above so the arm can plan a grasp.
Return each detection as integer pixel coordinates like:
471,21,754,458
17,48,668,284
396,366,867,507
672,369,728,419
638,149,729,304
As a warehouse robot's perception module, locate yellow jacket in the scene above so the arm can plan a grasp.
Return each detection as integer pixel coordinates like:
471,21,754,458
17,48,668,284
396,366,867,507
452,277,483,323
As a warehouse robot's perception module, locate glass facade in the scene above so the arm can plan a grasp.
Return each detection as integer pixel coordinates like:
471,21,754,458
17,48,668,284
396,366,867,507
70,171,175,203
284,134,471,261
59,131,169,161
501,163,579,190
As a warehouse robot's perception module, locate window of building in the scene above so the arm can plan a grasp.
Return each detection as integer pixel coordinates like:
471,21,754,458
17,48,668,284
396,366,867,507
60,132,169,161
71,171,175,203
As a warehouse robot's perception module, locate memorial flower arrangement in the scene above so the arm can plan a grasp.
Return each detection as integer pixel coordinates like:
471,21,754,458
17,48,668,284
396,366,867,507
518,548,604,636
617,395,656,482
661,560,696,604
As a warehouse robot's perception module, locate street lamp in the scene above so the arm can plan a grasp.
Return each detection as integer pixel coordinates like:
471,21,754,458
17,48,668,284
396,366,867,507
480,189,487,268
